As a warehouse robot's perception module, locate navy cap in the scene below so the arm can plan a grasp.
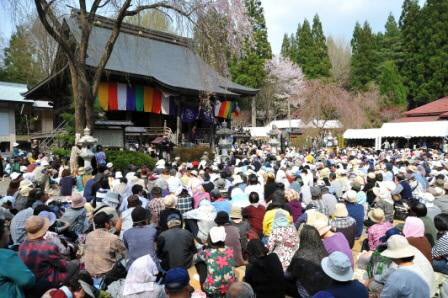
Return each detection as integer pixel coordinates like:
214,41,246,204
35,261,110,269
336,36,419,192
163,267,190,291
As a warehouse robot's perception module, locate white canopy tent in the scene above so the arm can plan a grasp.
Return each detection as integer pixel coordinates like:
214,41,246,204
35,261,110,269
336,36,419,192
380,121,448,138
343,128,381,140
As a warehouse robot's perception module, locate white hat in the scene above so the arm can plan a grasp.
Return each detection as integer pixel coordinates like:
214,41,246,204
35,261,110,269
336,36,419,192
13,142,19,147
343,190,358,203
10,172,21,180
20,166,27,173
41,160,49,167
421,192,435,208
209,226,226,243
381,235,416,259
106,162,113,168
115,171,123,179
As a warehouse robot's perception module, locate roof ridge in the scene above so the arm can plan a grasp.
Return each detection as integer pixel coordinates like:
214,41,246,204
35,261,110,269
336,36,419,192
70,8,192,47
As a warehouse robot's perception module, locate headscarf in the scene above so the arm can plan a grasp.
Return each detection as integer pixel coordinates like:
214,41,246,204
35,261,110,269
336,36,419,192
123,254,158,296
403,216,425,238
272,209,290,229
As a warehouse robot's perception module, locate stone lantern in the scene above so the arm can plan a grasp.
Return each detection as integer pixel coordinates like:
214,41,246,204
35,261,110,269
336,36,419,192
216,121,233,163
78,127,98,169
267,125,281,153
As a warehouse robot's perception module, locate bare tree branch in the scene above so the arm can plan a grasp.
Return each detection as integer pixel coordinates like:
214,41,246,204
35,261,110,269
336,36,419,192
34,0,75,64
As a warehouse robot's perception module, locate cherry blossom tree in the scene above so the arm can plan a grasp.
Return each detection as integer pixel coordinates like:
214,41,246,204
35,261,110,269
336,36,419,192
5,0,253,132
264,56,305,122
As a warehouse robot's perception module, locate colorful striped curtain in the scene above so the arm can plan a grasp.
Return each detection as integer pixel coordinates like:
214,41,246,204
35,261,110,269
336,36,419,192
214,100,236,119
96,82,175,116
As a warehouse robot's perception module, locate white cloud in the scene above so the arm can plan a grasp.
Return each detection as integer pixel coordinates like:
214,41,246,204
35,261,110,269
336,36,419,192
261,0,405,54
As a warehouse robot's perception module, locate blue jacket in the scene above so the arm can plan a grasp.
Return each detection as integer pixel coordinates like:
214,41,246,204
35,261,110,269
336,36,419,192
346,203,364,238
0,248,35,298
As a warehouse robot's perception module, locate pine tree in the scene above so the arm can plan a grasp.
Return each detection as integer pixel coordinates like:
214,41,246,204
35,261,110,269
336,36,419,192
2,25,44,84
289,33,298,62
350,21,380,90
281,34,291,58
244,0,272,60
311,14,331,77
230,0,272,89
378,60,407,106
296,19,315,78
379,14,402,65
413,0,448,105
399,0,422,106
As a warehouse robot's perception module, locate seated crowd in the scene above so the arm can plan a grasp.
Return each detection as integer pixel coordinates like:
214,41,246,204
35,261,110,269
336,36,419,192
2,145,448,298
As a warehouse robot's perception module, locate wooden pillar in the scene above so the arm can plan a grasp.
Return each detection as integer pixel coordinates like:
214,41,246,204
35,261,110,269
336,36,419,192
176,98,182,145
251,96,256,127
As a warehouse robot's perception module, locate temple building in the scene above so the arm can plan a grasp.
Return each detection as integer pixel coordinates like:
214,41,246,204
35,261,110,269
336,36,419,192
24,11,257,148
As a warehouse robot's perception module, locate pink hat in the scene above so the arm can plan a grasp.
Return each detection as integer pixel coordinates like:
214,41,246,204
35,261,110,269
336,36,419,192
403,216,425,238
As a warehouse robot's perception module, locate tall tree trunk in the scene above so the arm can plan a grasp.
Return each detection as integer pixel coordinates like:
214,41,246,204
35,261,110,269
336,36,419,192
68,64,85,133
251,96,256,127
85,90,96,130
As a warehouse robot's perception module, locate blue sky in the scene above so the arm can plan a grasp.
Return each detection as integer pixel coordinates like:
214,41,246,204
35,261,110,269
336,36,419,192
0,0,426,54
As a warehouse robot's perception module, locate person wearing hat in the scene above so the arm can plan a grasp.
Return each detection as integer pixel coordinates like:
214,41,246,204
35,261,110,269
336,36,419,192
0,218,35,298
157,213,196,271
230,205,250,252
344,190,365,239
163,267,193,298
84,212,126,282
433,185,448,213
158,194,182,232
14,179,34,211
380,235,431,298
19,216,78,296
421,192,442,220
57,193,89,235
308,186,329,216
196,226,237,297
410,202,438,245
37,211,70,256
285,188,302,222
123,207,158,270
330,203,356,248
215,211,245,266
317,252,368,298
367,208,393,251
321,186,338,218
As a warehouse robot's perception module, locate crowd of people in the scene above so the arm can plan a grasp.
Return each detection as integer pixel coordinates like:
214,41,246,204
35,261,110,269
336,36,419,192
2,143,448,298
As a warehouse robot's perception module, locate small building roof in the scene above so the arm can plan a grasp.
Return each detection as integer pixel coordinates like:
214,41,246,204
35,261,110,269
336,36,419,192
380,121,448,138
0,81,52,108
404,96,448,117
0,81,30,103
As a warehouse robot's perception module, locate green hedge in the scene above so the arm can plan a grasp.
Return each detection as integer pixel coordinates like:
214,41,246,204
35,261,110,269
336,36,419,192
107,150,156,171
173,145,215,162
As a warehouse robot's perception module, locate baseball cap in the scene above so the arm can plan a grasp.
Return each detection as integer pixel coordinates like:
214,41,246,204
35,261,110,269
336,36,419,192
164,267,190,292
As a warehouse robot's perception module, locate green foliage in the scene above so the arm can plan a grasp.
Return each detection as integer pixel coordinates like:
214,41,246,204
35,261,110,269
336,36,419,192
280,34,290,58
1,25,44,84
310,15,331,77
378,61,407,106
173,145,215,162
379,14,403,64
230,0,272,90
51,147,70,158
107,151,156,172
294,15,331,79
399,0,448,106
350,22,381,90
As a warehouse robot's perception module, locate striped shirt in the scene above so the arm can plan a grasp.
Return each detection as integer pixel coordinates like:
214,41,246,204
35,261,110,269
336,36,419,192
432,233,448,258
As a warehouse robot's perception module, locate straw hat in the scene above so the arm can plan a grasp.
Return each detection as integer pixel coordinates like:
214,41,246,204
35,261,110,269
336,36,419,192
19,179,33,197
421,192,435,208
432,187,445,197
230,205,243,220
343,190,358,203
78,167,86,176
312,219,331,236
381,235,416,259
25,216,50,240
285,189,300,201
164,194,177,208
333,203,349,217
368,208,385,223
306,209,328,226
